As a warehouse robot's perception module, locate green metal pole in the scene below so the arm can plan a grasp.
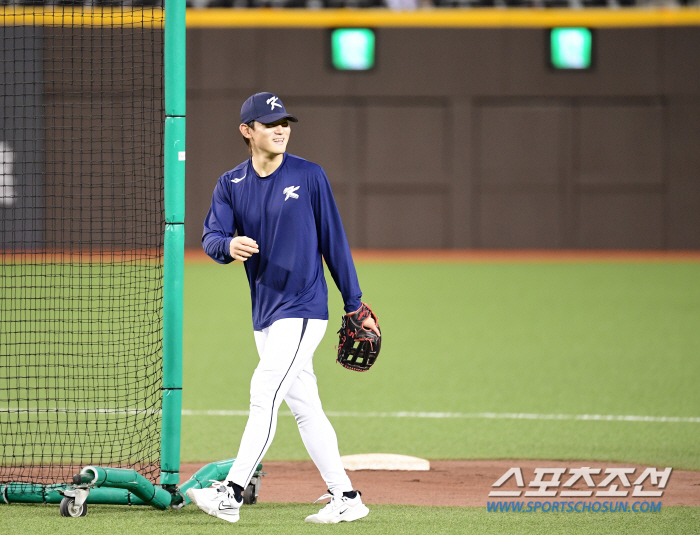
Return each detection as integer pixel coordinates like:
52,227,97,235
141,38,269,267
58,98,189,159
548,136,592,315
162,0,186,487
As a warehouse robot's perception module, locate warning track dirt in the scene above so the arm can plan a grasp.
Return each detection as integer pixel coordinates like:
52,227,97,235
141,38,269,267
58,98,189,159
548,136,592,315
179,460,700,507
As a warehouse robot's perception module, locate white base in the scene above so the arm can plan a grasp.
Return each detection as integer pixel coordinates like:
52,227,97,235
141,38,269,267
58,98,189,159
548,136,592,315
340,453,430,471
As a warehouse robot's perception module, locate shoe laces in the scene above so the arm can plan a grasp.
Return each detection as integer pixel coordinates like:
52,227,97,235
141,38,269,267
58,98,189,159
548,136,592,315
313,493,346,512
313,493,334,504
208,480,233,497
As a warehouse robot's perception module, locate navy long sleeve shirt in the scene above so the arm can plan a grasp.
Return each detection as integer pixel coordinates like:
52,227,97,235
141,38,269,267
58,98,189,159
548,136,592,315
202,153,362,331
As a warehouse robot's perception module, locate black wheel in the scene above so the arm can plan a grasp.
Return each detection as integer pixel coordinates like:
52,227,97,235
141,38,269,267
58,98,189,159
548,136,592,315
60,497,87,517
243,483,256,505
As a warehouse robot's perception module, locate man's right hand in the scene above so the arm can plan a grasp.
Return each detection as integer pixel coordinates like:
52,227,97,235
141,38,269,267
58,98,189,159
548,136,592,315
230,236,259,262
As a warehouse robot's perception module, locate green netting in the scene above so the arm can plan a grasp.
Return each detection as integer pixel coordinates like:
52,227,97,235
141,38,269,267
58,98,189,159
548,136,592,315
1,9,164,486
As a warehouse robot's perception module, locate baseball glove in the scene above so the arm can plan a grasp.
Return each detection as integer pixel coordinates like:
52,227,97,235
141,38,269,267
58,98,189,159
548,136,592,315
336,302,381,372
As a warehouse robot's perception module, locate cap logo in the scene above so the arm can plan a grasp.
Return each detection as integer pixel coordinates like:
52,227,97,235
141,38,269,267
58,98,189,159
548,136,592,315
266,96,282,111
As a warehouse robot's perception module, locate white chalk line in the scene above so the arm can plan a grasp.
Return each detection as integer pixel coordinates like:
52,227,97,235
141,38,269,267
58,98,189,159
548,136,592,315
184,410,700,423
3,408,699,423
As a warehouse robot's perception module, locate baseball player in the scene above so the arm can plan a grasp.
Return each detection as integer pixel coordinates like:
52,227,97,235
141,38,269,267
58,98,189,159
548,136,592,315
187,92,379,524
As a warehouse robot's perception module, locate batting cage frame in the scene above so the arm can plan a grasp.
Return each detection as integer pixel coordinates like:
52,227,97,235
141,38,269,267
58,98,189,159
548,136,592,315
0,4,262,516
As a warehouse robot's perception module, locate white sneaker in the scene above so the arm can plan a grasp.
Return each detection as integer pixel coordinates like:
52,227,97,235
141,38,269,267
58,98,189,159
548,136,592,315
186,481,243,523
305,491,369,524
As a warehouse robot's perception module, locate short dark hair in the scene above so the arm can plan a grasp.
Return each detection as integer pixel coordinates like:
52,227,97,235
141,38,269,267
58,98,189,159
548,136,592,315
242,120,255,154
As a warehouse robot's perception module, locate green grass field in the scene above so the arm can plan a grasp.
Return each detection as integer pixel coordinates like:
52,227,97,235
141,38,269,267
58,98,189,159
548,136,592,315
3,503,700,535
182,261,700,470
3,259,700,532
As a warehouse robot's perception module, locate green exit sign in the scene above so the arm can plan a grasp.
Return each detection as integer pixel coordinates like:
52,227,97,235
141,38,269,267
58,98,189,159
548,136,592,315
549,28,593,70
331,28,376,71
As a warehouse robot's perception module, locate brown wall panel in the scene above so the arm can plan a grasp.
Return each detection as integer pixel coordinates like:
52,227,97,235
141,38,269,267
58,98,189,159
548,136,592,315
479,104,567,185
363,190,448,248
359,29,506,97
667,179,700,249
479,192,562,248
182,27,700,250
577,105,664,185
666,100,700,248
259,30,351,97
365,105,447,183
505,29,660,97
577,193,664,249
449,100,473,248
187,29,260,93
661,28,700,96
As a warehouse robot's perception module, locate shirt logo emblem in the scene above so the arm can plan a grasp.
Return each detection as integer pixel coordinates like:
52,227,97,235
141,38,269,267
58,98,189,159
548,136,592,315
231,172,246,183
283,186,300,201
266,96,282,111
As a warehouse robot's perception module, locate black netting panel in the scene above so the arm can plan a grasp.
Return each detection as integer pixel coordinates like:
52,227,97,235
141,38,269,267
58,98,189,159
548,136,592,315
1,10,164,486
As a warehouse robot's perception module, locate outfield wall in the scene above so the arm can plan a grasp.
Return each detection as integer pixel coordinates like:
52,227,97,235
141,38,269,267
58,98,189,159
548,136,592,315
186,26,700,250
3,14,698,251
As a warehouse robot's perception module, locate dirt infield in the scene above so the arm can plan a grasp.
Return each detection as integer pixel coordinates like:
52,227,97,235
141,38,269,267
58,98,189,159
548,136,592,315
180,460,700,507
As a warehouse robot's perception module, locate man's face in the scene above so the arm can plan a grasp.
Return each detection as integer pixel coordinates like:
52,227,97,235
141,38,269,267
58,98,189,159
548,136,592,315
244,119,291,156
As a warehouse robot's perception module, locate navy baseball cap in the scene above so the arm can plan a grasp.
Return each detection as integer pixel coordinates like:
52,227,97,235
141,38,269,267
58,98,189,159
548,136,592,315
241,92,298,125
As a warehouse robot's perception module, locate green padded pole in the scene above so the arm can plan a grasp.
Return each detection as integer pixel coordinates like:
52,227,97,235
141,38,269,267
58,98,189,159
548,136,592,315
165,118,186,223
165,0,186,118
162,0,186,487
162,224,184,486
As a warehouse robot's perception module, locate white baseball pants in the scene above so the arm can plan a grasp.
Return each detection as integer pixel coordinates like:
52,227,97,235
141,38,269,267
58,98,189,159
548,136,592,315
226,318,353,494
